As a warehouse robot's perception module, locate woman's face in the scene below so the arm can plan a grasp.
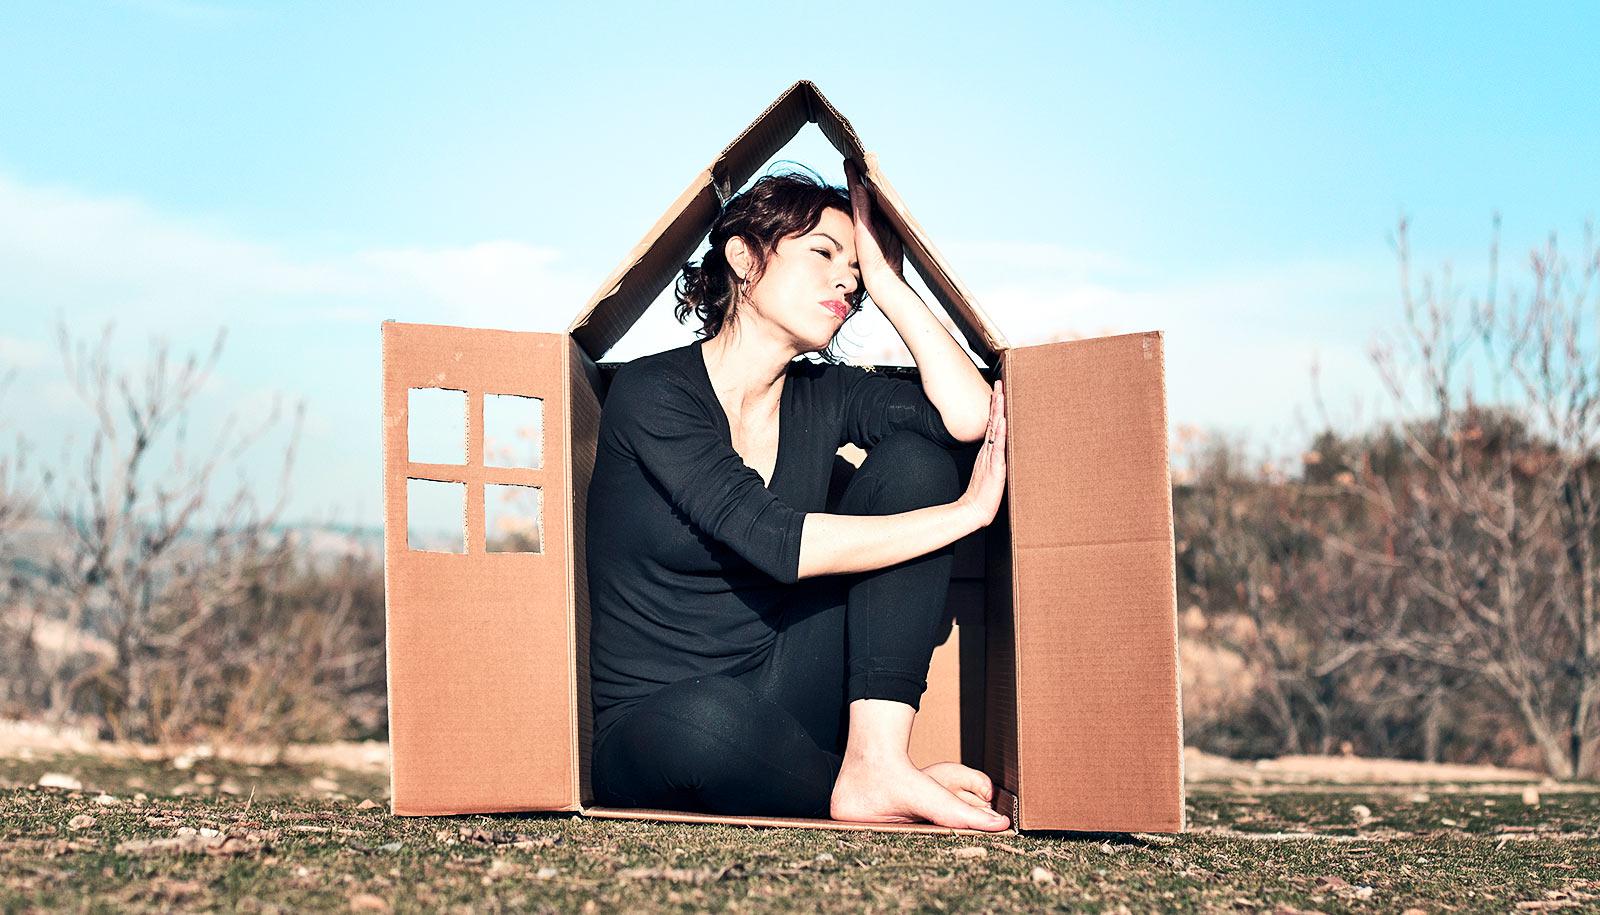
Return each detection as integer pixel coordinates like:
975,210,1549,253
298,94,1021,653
731,206,861,353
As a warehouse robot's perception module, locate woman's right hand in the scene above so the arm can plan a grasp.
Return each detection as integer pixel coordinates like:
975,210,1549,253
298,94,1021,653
956,379,1007,529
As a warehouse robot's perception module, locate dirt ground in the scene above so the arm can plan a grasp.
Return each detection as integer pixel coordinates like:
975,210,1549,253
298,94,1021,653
1,725,1596,912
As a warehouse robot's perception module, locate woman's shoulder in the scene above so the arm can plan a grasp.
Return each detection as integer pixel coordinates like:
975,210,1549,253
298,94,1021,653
610,343,702,397
603,344,710,429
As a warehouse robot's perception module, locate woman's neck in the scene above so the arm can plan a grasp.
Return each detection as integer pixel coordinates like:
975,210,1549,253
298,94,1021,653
699,323,793,423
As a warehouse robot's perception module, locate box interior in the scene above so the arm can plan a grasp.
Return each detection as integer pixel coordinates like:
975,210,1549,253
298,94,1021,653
566,353,1011,834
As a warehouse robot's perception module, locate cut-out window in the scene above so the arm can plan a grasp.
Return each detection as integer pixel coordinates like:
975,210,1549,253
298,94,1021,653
408,388,467,465
485,483,543,554
484,393,544,469
407,478,466,553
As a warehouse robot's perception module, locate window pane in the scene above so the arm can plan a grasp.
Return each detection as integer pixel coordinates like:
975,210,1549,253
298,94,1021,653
408,388,467,465
407,478,466,553
485,483,542,553
484,393,543,469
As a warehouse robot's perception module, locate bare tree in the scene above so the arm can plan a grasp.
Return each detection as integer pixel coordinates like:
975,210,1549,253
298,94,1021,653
29,317,304,742
1324,217,1600,778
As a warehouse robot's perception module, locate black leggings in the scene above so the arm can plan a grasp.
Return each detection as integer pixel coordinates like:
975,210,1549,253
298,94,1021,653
592,429,961,818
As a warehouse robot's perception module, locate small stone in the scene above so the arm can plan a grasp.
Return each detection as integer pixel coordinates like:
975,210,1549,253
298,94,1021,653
1408,791,1431,804
348,893,389,912
198,827,220,838
535,866,559,879
1030,866,1057,884
67,814,95,830
1521,787,1540,806
36,773,82,791
813,852,835,864
357,799,381,810
951,846,988,859
1350,804,1373,826
378,841,402,853
93,793,121,807
1440,817,1458,827
171,754,195,770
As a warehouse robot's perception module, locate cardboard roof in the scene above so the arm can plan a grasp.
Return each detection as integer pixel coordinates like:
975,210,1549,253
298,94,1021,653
565,79,1009,365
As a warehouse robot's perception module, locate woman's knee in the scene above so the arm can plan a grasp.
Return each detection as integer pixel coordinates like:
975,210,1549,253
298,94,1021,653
848,431,960,511
595,676,756,799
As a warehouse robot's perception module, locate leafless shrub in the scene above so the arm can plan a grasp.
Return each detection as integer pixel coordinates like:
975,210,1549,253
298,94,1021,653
1327,217,1600,779
1179,217,1600,778
2,318,385,748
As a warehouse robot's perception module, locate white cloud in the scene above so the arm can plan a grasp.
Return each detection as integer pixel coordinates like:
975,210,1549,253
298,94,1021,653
0,172,601,525
0,173,590,337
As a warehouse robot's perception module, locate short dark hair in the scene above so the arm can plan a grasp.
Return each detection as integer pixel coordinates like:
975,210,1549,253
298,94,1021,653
673,164,870,363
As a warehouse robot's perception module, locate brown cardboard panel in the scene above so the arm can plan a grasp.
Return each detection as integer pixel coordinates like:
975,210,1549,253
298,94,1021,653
383,322,576,815
907,620,962,769
583,806,1010,836
1009,334,1172,547
1011,541,1183,832
1005,333,1183,833
566,338,603,806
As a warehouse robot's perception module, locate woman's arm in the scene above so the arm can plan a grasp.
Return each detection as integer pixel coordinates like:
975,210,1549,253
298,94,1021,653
845,158,991,444
797,379,1007,579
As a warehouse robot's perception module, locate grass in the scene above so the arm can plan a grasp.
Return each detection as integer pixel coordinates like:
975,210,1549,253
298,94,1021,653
1,753,1597,912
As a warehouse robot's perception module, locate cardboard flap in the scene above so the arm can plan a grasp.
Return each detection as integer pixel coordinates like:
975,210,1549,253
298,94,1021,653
566,79,1004,364
860,156,1007,362
382,321,578,815
1003,332,1184,833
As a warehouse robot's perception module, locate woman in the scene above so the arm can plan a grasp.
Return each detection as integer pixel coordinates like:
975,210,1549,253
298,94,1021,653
586,159,1009,831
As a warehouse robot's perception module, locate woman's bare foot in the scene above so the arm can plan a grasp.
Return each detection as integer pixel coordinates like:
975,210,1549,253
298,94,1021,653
831,753,1011,831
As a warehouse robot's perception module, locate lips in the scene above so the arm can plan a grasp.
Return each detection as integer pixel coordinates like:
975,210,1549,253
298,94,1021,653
820,300,848,320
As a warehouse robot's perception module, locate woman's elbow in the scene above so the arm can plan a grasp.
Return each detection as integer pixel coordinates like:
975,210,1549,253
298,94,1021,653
943,412,988,444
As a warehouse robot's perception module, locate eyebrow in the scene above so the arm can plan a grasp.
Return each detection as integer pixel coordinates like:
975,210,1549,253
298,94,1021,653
809,232,860,270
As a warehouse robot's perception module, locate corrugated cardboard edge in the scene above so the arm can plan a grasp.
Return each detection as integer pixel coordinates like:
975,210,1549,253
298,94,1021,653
564,334,581,807
581,807,1015,836
1002,349,1025,826
382,320,400,814
1155,332,1188,832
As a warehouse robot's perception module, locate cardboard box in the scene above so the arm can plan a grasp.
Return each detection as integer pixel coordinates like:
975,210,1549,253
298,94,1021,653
382,80,1184,833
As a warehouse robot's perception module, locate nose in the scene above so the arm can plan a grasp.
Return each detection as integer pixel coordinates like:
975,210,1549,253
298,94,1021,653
836,269,860,297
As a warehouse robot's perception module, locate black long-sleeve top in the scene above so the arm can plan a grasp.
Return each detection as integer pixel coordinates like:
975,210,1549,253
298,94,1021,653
586,338,964,747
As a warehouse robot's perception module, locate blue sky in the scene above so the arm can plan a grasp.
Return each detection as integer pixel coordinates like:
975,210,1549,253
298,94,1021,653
1,1,1596,527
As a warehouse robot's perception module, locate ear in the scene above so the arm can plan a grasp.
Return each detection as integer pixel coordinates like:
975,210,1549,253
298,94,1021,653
723,236,754,283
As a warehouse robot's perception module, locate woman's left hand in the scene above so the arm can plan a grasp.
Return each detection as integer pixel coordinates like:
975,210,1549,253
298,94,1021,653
844,157,907,296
